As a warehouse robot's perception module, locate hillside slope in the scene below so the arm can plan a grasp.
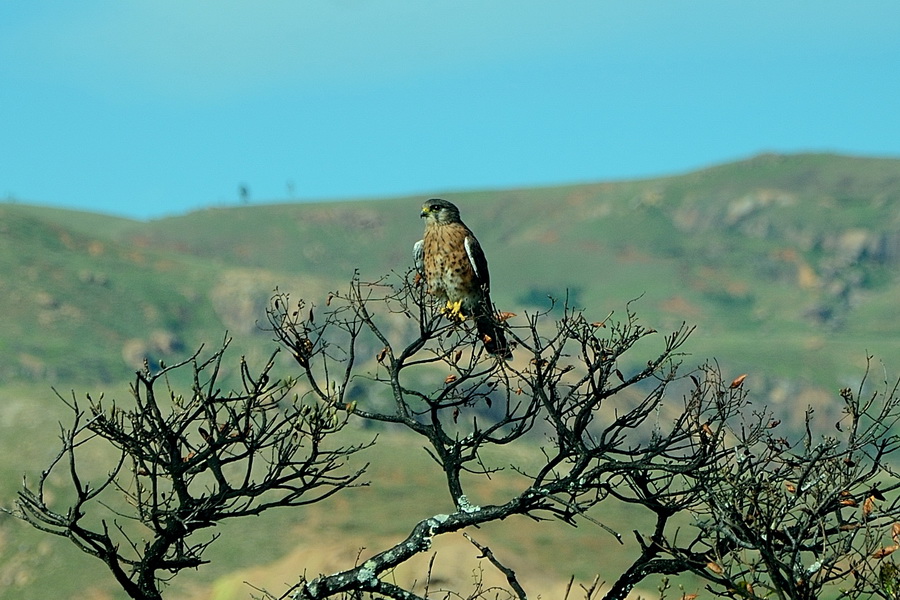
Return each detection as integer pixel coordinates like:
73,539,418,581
2,152,898,392
2,152,900,600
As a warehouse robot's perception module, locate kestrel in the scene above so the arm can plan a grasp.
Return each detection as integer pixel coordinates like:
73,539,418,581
413,199,511,358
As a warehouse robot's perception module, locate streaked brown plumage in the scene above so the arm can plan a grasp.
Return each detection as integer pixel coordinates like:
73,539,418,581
413,199,511,358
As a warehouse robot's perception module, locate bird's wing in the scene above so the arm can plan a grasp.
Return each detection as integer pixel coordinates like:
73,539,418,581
464,235,490,290
413,239,424,274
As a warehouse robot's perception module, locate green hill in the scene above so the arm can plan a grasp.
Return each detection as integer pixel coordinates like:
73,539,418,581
2,152,900,599
2,152,899,391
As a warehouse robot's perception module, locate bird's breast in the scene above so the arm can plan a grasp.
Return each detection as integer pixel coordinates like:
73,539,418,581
422,226,477,303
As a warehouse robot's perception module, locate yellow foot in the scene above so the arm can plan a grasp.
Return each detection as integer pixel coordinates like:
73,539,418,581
442,300,467,321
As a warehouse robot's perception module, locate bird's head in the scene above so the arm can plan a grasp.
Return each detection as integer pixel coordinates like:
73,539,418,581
421,198,461,224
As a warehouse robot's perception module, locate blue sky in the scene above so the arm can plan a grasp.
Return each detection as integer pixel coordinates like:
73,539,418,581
2,1,899,220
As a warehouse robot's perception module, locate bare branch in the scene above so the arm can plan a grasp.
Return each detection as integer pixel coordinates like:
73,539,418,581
10,339,368,600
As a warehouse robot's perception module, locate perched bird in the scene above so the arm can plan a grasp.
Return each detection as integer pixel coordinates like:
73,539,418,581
413,199,511,358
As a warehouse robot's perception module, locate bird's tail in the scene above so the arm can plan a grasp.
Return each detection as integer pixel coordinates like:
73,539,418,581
475,311,512,359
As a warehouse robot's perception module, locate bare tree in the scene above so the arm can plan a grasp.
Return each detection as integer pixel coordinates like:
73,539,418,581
668,363,900,600
11,273,900,600
10,340,368,600
266,274,900,600
264,274,754,600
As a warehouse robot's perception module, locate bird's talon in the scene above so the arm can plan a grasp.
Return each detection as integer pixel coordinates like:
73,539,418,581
441,300,466,321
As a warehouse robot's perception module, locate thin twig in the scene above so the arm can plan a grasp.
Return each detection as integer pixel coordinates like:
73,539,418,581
463,532,528,600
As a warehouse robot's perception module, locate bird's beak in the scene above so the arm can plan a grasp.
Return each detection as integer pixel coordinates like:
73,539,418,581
420,208,428,218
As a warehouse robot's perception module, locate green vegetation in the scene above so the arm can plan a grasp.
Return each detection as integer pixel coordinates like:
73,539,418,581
2,152,900,599
3,153,900,389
